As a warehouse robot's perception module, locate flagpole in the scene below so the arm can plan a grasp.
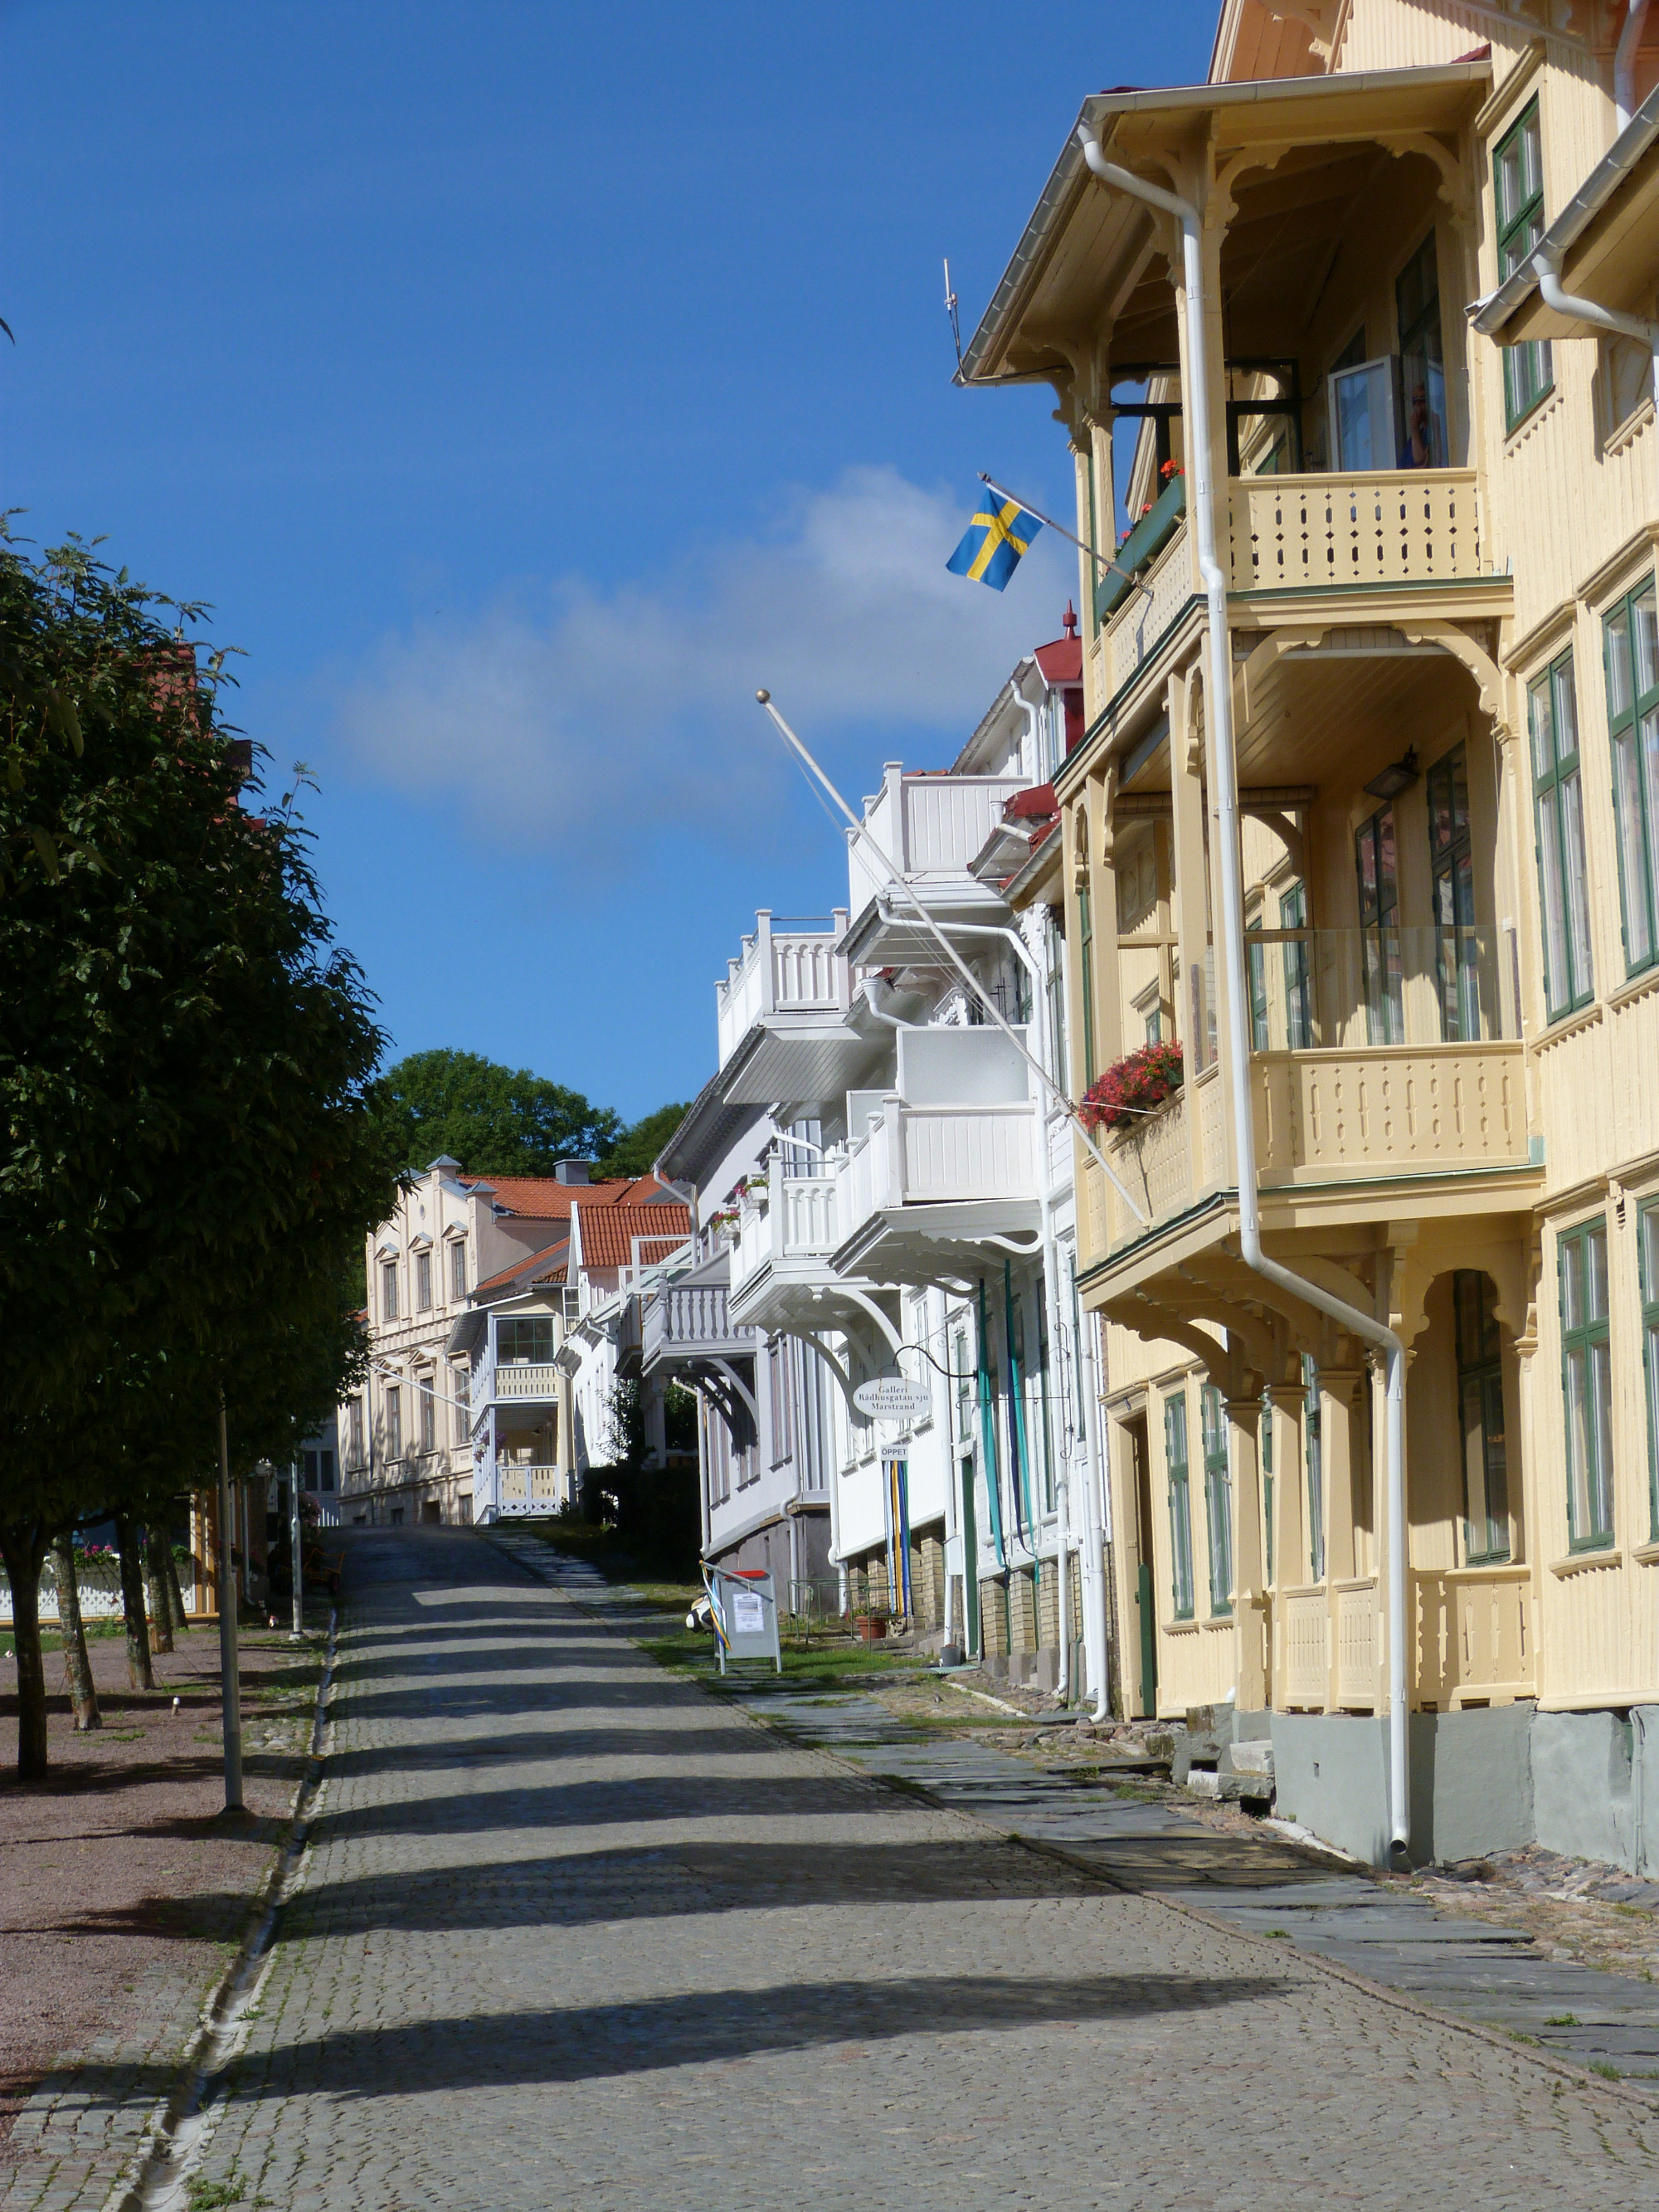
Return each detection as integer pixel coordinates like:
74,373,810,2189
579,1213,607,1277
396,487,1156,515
754,690,1148,1227
979,473,1151,602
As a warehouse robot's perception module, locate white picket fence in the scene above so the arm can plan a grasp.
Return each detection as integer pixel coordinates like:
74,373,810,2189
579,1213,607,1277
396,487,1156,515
0,1552,198,1623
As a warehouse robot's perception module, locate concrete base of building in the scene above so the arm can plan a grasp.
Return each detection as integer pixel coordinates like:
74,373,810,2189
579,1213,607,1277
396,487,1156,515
1266,1703,1659,1872
980,1639,1086,1695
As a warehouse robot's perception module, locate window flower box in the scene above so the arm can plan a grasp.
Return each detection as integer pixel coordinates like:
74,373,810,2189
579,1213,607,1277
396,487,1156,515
1094,468,1186,625
1079,1040,1185,1135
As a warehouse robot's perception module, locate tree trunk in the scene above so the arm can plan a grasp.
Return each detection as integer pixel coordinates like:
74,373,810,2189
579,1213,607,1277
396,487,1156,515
51,1533,100,1731
144,1526,174,1654
2,1523,50,1779
114,1516,154,1691
163,1534,191,1634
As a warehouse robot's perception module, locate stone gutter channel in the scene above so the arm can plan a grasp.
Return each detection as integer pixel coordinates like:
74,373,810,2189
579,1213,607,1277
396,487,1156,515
489,1531,1659,2100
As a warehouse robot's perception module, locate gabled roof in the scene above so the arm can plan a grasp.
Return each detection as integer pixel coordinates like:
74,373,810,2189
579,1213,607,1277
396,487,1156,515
572,1201,691,1272
1034,635,1082,685
472,1236,572,1298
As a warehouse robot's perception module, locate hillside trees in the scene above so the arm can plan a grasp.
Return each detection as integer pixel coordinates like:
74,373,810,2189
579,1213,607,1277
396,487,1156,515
0,533,399,1777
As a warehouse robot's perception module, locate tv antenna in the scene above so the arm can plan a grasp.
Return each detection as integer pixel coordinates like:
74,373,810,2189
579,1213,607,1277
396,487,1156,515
943,256,962,371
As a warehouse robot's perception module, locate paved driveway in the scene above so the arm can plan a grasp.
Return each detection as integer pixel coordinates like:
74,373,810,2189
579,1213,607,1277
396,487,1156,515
165,1529,1658,2208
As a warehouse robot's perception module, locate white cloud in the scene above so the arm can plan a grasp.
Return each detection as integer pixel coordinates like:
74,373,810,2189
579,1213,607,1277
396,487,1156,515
332,465,1072,865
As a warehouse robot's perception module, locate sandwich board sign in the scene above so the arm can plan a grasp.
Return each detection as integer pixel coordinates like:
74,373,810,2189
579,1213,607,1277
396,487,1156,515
705,1565,781,1675
853,1376,932,1423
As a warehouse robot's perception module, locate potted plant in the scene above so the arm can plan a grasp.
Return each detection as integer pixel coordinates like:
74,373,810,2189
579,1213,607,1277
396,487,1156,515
1079,1040,1185,1136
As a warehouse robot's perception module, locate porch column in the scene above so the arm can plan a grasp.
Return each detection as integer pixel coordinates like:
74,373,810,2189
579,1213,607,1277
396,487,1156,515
1092,772,1125,1072
1318,1367,1368,1711
1226,1394,1267,1710
1272,1378,1308,1707
1167,663,1210,1196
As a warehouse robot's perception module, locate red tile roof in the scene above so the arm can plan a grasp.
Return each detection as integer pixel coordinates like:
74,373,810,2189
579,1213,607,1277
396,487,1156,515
472,1237,571,1296
573,1201,691,1271
1034,636,1082,685
456,1172,679,1221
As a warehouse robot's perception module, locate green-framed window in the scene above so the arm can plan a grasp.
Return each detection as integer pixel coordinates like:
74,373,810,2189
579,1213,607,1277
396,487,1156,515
1077,883,1097,1086
1247,914,1269,1050
1355,805,1404,1044
1261,1391,1275,1585
1395,228,1448,466
1280,881,1312,1049
1455,1270,1511,1563
1495,100,1553,427
1200,1385,1233,1618
1603,579,1659,976
1640,1201,1659,1542
1428,745,1482,1039
1559,1218,1613,1551
1303,1355,1326,1583
1165,1391,1194,1620
1530,651,1594,1019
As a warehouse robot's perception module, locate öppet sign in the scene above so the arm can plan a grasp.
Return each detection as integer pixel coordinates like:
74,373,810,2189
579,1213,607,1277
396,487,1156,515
852,1376,932,1422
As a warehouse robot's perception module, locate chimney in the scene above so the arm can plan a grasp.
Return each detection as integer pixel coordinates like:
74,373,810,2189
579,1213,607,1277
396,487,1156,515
553,1160,593,1186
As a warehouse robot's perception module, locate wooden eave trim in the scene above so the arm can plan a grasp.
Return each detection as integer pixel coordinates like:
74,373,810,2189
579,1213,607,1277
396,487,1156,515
1473,39,1548,143
1576,519,1659,611
1503,592,1579,671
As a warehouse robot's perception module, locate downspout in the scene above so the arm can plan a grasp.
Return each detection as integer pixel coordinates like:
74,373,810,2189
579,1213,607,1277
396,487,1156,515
1618,0,1651,132
1530,241,1659,434
1073,1265,1112,1720
976,1279,1008,1571
1078,120,1413,1858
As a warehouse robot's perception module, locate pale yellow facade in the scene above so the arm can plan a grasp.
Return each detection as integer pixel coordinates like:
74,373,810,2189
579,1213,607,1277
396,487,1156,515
970,0,1659,1815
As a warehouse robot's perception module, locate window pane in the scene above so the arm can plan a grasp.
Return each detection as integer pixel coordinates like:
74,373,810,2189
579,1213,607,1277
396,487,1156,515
1636,586,1659,697
1608,605,1633,723
1562,1233,1584,1331
1613,728,1654,967
1565,1345,1592,1539
1537,793,1569,1012
1560,771,1593,997
1644,706,1659,953
1554,659,1580,760
1530,671,1555,778
1587,1224,1609,1322
1647,1316,1659,1540
1645,1205,1659,1302
1589,1340,1614,1537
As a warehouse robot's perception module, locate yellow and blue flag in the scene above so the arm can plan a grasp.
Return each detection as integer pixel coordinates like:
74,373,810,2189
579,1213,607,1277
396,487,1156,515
947,488,1042,590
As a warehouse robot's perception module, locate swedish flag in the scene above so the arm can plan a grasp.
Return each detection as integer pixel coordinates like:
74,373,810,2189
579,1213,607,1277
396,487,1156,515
947,488,1042,590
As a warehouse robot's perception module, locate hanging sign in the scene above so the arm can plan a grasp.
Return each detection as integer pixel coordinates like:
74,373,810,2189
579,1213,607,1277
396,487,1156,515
854,1376,932,1422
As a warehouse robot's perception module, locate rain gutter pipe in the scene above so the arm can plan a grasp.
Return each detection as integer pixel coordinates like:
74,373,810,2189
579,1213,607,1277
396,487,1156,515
1078,120,1412,1853
1530,242,1659,440
1618,0,1651,130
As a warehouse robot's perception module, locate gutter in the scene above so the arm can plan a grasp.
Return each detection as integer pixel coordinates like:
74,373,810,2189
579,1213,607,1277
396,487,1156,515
1469,77,1659,340
1078,124,1413,1861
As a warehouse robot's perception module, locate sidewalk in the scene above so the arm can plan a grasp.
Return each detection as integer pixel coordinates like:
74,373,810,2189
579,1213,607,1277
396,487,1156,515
491,1530,1659,2095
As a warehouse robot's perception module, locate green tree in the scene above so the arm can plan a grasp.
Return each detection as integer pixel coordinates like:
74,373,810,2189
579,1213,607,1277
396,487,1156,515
377,1049,621,1177
594,1101,691,1182
0,531,399,1777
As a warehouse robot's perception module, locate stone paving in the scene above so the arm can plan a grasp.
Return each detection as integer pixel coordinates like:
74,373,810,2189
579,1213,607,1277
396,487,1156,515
15,1525,1659,2210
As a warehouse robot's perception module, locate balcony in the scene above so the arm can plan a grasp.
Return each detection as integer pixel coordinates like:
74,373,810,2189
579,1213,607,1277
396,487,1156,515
716,909,851,1071
1091,469,1492,710
832,1094,1041,1284
640,1282,759,1374
1082,928,1535,1263
844,767,1031,960
1413,1564,1534,1708
729,1166,841,1323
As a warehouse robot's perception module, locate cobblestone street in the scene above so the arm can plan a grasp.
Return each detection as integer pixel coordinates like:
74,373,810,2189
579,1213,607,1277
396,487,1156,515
51,1530,1659,2208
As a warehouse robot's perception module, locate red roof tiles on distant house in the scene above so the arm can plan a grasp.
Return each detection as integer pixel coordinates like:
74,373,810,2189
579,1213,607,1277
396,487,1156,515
472,1237,572,1297
572,1202,691,1272
456,1172,679,1221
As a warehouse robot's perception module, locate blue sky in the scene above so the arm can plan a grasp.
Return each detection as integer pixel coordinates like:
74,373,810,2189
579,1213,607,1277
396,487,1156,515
2,1,1214,1124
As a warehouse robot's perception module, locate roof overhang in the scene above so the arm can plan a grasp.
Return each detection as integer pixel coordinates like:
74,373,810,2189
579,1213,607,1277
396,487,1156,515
962,63,1491,388
1472,82,1659,344
839,884,1013,968
653,1065,758,1183
831,1198,1043,1289
717,1011,885,1109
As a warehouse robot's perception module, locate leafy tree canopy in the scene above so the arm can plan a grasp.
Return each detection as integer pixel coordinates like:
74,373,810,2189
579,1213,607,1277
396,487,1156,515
594,1100,691,1182
376,1049,622,1178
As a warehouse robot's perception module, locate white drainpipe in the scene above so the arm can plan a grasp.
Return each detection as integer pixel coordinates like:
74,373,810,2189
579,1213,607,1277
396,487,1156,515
1618,0,1651,131
1530,241,1659,437
1078,122,1412,1856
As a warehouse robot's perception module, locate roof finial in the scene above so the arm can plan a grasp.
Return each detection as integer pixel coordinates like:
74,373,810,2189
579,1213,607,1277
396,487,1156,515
1062,600,1078,638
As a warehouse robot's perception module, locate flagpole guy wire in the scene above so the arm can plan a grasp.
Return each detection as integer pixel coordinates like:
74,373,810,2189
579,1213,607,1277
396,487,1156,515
755,691,1147,1226
977,473,1152,602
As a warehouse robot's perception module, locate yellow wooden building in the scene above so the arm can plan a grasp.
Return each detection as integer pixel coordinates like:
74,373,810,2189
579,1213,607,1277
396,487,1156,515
963,0,1659,1864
